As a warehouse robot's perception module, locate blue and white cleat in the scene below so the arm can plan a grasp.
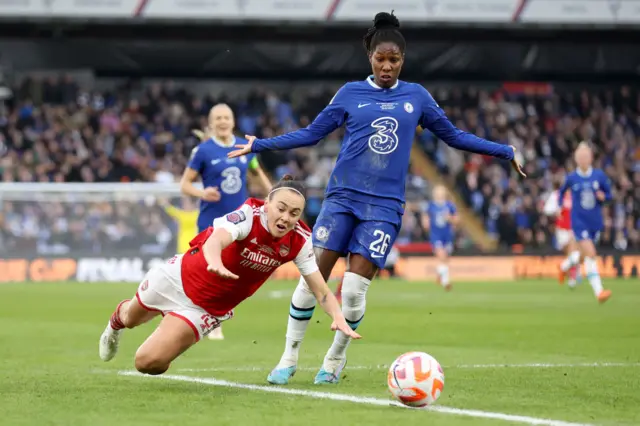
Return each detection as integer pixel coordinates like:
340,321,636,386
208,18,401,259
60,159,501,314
267,365,296,385
314,358,347,384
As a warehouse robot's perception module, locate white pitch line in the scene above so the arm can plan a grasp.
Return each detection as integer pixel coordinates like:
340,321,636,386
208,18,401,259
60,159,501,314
176,362,640,373
118,371,594,426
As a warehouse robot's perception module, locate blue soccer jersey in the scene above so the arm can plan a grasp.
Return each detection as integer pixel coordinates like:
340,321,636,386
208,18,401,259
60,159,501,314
188,136,258,232
251,76,514,268
558,167,612,242
426,201,457,252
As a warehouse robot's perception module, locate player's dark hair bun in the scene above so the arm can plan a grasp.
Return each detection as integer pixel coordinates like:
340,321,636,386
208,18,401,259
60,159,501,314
363,10,406,54
373,11,400,30
269,174,306,200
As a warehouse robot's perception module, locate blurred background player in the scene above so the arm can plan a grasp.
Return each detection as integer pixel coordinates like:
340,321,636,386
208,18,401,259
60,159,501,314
99,176,359,374
181,103,272,340
230,11,524,385
558,142,612,303
543,180,581,288
159,196,199,255
421,184,458,291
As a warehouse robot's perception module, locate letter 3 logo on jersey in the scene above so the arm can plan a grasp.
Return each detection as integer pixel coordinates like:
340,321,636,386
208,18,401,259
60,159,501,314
226,210,246,224
368,117,399,155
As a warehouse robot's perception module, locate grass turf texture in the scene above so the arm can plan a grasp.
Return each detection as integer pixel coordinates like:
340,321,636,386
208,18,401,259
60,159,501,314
1,279,639,426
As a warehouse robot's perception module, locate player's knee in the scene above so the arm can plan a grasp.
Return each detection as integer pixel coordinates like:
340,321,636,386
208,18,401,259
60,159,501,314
135,351,170,375
341,272,370,306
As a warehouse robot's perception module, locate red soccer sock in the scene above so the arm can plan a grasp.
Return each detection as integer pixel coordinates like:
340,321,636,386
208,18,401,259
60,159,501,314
109,299,130,331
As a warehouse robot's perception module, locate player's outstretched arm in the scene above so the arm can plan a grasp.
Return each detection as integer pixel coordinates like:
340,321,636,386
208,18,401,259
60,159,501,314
229,86,348,159
303,270,362,340
202,229,239,280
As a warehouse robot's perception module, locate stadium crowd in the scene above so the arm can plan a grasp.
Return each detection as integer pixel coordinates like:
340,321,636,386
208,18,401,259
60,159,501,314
1,75,638,254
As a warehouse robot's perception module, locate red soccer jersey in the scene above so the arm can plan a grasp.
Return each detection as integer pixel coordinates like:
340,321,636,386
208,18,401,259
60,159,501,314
543,190,572,230
556,191,572,230
180,198,317,316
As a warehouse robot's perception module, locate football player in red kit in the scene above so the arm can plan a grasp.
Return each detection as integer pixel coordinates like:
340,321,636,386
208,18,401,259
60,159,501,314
98,175,359,375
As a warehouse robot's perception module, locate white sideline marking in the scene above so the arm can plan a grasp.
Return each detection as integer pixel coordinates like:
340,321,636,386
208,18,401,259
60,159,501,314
118,371,594,426
176,362,640,373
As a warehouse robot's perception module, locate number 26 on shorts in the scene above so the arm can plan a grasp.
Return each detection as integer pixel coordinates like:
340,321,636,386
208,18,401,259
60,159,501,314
369,230,390,258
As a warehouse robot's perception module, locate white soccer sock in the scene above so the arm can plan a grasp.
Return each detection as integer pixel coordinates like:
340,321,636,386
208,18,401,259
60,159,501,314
437,264,449,286
584,257,604,297
277,277,316,369
561,250,581,272
324,272,370,369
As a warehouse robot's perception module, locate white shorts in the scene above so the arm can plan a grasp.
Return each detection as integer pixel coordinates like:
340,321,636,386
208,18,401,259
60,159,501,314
555,229,573,250
135,254,233,341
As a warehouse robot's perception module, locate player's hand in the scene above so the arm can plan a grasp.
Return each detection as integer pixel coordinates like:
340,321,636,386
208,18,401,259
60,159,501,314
331,318,362,340
509,146,526,178
596,190,606,202
228,135,256,159
207,263,239,280
202,186,221,202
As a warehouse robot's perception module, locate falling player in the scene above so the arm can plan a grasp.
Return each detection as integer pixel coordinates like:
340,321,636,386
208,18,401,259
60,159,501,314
421,185,458,290
557,142,612,303
98,176,359,373
181,103,272,339
543,180,581,287
229,11,525,385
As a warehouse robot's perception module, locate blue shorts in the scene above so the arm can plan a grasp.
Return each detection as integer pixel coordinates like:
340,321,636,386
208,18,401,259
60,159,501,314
573,226,601,243
430,238,453,254
312,197,402,269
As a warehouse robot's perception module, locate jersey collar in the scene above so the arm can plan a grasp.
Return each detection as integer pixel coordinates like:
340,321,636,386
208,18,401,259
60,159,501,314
576,167,593,178
366,75,399,90
211,136,235,148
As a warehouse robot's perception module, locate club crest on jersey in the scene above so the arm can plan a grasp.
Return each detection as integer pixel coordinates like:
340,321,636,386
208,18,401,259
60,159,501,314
279,245,290,257
226,210,246,224
404,102,414,113
315,226,329,242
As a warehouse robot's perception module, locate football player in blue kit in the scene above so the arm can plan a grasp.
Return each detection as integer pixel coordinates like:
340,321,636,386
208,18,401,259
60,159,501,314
229,11,525,384
181,103,272,339
421,185,458,291
557,142,612,303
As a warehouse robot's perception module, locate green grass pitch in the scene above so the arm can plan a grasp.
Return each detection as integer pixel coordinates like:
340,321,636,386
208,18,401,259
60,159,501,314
1,279,639,426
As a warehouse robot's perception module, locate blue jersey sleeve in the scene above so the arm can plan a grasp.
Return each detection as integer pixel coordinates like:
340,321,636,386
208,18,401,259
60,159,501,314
251,86,347,153
187,145,205,174
599,170,613,202
418,86,514,161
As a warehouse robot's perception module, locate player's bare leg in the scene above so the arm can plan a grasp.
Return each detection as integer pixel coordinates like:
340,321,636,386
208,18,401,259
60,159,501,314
134,314,198,374
99,297,160,361
315,253,375,385
578,239,611,303
268,248,342,385
434,247,451,291
333,258,349,304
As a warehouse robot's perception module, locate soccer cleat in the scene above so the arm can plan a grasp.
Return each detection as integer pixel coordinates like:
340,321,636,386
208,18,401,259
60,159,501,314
597,289,612,304
267,365,297,385
558,267,567,285
99,323,123,362
443,282,453,292
314,358,347,384
207,326,224,340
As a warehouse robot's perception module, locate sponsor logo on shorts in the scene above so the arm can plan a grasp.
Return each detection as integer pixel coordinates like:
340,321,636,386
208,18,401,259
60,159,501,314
140,280,149,291
315,226,329,242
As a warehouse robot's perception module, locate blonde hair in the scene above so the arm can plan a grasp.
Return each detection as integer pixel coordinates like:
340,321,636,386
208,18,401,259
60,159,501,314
192,103,234,142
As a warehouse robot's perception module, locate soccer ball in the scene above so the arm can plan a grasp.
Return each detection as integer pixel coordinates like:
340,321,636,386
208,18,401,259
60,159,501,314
387,351,445,408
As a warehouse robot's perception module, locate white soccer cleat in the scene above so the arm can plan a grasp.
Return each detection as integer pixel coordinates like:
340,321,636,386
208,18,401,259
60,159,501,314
207,326,224,340
99,323,123,362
